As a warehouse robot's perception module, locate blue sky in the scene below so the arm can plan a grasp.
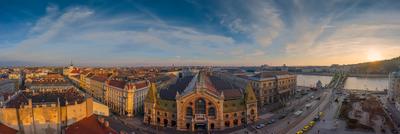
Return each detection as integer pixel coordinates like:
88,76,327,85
1,0,400,66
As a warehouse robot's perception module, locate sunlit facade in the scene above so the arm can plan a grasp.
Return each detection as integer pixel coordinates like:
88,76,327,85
144,71,257,131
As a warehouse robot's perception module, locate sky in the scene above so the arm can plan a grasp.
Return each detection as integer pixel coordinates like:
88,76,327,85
1,0,400,66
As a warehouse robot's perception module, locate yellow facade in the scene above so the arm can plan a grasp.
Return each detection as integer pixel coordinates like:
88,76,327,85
0,90,109,134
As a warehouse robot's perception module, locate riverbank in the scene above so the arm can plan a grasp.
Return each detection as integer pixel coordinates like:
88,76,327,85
295,72,389,78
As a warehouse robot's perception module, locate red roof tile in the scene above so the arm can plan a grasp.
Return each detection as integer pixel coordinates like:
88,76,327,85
65,115,117,134
90,76,108,82
0,123,17,134
107,80,126,89
70,68,80,74
135,81,148,89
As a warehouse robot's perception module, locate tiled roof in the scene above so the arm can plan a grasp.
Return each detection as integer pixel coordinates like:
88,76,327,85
90,75,108,82
70,68,80,74
5,88,85,108
209,76,242,100
135,81,148,89
159,76,194,100
222,89,242,100
0,123,17,134
107,80,126,89
65,115,117,134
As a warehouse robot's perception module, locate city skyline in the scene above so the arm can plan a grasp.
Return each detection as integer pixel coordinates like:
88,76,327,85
1,0,400,66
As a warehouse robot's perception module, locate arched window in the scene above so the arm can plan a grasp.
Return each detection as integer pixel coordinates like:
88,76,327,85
195,98,206,114
186,107,193,116
208,107,216,116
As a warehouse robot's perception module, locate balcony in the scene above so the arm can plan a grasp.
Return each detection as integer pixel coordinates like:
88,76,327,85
194,114,207,122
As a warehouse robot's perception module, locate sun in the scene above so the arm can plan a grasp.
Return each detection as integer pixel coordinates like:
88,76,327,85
367,50,383,62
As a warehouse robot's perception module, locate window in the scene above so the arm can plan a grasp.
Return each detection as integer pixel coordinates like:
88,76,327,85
195,98,206,114
186,107,193,116
225,121,230,127
208,107,216,116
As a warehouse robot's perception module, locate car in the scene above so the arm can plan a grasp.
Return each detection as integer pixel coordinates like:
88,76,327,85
309,121,316,127
267,119,276,124
255,124,265,129
313,116,320,121
278,114,287,119
319,112,324,116
296,130,304,134
302,125,310,131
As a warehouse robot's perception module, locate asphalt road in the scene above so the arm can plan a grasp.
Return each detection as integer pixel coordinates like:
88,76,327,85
251,89,326,134
286,88,333,134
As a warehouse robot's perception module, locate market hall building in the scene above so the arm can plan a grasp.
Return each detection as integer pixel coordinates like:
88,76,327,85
144,71,258,131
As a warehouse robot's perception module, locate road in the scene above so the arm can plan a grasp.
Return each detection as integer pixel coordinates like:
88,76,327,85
286,88,333,134
244,88,326,134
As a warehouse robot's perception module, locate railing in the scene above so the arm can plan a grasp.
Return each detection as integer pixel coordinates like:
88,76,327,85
195,114,207,122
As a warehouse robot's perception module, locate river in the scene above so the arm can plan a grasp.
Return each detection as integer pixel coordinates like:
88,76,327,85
297,74,389,91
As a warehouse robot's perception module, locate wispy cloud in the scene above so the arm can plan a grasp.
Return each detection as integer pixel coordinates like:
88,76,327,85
0,4,267,66
1,0,400,66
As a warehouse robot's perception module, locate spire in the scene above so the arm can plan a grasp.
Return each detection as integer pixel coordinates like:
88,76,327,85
244,83,257,103
70,60,73,67
145,83,158,103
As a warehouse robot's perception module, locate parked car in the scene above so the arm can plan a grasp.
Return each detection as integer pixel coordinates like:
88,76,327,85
267,119,276,124
255,124,265,129
309,121,316,127
302,125,310,131
313,116,320,121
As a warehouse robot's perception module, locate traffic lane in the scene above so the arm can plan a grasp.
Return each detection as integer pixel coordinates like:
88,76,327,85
257,91,326,133
287,90,331,134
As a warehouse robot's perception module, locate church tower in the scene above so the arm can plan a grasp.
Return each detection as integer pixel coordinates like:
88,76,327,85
143,83,158,125
244,83,258,124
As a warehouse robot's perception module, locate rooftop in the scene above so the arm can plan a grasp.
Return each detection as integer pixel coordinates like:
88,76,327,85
90,75,108,83
107,80,126,89
159,75,194,100
5,88,85,108
209,75,242,100
65,115,117,134
158,72,243,100
0,123,17,134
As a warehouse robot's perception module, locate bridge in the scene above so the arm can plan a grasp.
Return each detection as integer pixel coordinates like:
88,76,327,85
325,72,347,89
